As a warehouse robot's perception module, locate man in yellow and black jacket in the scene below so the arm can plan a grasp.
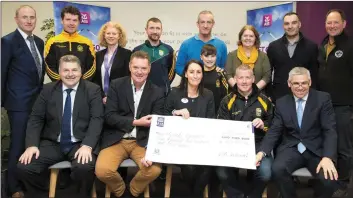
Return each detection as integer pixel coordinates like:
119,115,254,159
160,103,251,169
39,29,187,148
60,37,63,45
45,5,95,81
215,64,274,198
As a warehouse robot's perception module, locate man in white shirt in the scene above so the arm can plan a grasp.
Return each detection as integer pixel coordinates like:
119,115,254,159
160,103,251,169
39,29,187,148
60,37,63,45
95,51,165,197
1,5,45,197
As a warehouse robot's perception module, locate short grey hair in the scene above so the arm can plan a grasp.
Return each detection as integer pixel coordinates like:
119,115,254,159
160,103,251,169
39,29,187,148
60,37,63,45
59,55,81,69
197,10,215,23
16,5,36,17
288,67,311,81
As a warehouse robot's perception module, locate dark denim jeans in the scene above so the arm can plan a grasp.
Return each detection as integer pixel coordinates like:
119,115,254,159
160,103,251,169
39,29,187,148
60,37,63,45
216,156,273,198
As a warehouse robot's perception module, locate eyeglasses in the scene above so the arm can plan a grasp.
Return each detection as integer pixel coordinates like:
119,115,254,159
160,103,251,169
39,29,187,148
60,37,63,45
290,81,310,88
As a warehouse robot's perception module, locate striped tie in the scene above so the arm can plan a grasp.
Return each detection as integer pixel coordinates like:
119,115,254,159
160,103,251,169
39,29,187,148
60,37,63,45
27,35,42,79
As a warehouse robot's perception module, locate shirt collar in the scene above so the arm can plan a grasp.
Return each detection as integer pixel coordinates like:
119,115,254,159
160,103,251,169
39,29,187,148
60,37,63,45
131,79,146,92
194,34,215,41
293,92,309,102
62,82,80,92
17,28,33,40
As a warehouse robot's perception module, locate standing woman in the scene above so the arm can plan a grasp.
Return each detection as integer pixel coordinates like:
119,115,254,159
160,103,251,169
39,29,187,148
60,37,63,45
165,60,215,197
225,25,271,91
93,21,132,104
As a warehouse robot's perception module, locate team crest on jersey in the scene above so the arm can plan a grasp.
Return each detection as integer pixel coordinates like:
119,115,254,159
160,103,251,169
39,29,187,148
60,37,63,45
77,45,84,52
256,108,262,116
159,50,164,56
216,79,220,87
335,50,343,58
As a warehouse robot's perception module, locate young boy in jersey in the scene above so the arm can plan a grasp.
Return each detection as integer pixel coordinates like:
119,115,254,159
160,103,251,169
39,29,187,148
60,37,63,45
200,44,229,197
201,44,229,112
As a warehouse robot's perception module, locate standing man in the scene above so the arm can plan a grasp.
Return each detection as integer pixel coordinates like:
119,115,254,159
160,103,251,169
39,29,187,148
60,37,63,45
1,5,45,197
175,10,227,76
318,9,353,197
17,55,104,198
133,17,175,95
256,67,338,198
45,5,96,81
267,12,318,101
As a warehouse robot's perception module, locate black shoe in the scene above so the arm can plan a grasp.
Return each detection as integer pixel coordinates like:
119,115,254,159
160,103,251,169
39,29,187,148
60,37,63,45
332,188,348,197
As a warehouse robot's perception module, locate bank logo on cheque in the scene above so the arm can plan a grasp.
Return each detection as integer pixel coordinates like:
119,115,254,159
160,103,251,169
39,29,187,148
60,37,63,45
157,117,165,127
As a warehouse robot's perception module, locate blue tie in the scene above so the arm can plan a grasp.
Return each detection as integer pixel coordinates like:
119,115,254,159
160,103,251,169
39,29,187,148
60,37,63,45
60,89,73,153
296,98,306,153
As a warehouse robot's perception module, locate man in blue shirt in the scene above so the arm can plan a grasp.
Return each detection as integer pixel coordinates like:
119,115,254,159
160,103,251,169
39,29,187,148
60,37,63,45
175,10,228,76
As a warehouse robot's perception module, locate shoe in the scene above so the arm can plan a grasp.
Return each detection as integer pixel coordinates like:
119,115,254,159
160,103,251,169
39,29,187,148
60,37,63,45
11,192,24,198
332,188,348,197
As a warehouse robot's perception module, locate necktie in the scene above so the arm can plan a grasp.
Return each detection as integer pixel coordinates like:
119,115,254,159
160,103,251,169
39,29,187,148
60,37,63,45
27,35,42,79
60,89,73,153
296,98,306,153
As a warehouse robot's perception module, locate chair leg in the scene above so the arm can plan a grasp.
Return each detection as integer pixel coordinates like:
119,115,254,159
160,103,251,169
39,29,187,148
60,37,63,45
204,185,209,198
49,169,59,198
144,184,150,198
223,190,227,198
92,182,97,198
105,185,111,198
164,165,173,198
262,187,268,198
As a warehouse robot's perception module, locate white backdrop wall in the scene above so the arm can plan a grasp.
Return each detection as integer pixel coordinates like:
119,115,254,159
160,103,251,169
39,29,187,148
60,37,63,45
1,1,294,85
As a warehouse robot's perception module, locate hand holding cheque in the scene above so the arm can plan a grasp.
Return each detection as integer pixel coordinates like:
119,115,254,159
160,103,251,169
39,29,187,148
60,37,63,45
145,115,257,169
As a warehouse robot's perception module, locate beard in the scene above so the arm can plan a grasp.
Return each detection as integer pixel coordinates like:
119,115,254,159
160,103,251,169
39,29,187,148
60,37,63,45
148,34,160,42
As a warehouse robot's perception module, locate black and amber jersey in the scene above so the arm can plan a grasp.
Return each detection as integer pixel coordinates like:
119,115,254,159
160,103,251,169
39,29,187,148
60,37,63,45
204,67,229,112
45,31,96,81
217,84,274,143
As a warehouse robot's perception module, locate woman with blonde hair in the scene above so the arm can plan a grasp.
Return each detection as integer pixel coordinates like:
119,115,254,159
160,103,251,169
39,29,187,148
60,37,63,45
225,25,271,92
93,21,131,104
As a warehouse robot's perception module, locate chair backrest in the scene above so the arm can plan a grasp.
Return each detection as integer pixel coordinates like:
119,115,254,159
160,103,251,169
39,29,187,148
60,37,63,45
49,161,72,169
120,159,138,167
292,168,312,177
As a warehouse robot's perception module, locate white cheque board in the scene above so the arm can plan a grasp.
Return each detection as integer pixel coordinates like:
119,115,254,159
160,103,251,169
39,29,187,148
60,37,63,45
145,115,256,170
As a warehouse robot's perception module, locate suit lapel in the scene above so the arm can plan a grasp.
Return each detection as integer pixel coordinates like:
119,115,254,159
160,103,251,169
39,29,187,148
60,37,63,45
54,82,64,128
110,47,124,81
72,81,84,126
289,96,300,130
301,91,313,132
125,78,135,113
136,82,152,118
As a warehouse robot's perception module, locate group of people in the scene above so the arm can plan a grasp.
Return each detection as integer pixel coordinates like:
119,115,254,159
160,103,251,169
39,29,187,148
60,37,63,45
1,3,352,198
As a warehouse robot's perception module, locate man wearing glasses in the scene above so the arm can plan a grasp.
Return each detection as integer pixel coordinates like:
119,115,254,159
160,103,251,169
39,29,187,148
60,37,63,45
256,67,338,198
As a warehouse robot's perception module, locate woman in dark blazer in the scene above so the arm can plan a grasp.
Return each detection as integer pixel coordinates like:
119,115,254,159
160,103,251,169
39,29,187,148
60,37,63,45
165,60,215,198
93,21,132,104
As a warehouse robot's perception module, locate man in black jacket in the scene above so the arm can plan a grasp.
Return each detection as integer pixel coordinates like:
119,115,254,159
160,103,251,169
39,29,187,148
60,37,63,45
95,51,165,198
17,55,104,198
256,67,338,198
267,12,318,101
317,9,353,197
216,64,274,198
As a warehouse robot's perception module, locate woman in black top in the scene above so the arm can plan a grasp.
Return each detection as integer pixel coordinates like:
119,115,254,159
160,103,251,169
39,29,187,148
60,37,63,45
165,60,215,197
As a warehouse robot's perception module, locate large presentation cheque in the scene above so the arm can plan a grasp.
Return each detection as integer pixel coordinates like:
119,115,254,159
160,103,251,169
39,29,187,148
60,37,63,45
145,115,256,170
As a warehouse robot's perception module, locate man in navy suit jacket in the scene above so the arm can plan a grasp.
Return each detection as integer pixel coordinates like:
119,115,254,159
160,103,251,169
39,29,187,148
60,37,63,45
255,67,338,198
1,5,45,197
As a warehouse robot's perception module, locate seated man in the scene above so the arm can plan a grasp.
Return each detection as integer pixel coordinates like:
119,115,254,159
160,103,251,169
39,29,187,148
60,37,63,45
216,64,274,198
256,67,338,198
95,51,165,198
17,55,104,198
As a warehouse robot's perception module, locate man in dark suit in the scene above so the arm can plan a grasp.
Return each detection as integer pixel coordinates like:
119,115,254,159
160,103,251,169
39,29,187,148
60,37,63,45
95,51,165,198
266,12,318,101
16,55,104,198
1,5,45,197
256,67,338,198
